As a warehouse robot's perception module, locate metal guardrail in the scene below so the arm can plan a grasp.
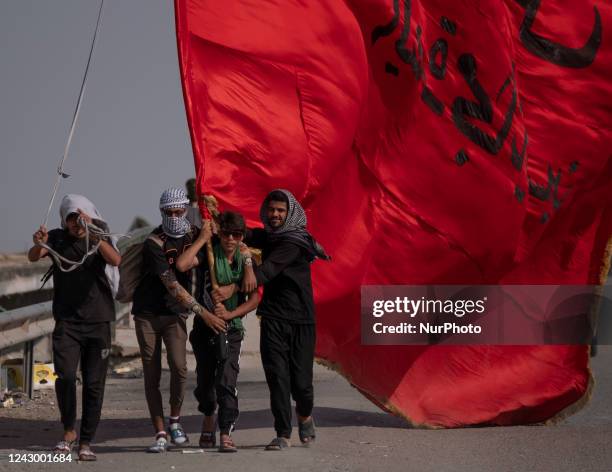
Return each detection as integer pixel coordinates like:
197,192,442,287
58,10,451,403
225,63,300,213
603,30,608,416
0,302,53,330
0,302,131,349
0,301,131,398
0,226,149,398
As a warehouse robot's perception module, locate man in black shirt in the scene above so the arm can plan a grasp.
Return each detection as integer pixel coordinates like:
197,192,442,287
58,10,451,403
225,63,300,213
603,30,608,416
28,194,121,461
132,187,225,453
245,189,329,450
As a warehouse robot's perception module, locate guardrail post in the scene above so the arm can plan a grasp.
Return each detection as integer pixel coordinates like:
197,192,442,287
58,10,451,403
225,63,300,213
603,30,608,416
23,340,34,399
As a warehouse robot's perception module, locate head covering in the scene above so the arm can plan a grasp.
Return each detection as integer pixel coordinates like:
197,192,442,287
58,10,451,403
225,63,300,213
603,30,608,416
159,188,191,238
60,194,106,230
260,189,306,234
58,194,119,296
260,189,330,261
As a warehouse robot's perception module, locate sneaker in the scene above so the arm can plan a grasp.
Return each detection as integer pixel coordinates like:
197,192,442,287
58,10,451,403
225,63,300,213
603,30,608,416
147,433,168,453
168,422,189,446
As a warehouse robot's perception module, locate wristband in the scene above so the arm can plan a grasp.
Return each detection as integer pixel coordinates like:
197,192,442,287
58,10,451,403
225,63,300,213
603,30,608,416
244,257,253,267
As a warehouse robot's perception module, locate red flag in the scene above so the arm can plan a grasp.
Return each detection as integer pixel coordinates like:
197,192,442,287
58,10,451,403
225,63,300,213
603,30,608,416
175,0,612,427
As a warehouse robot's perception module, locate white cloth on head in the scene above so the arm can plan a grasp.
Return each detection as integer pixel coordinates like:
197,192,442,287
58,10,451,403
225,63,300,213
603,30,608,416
60,194,103,228
58,194,120,297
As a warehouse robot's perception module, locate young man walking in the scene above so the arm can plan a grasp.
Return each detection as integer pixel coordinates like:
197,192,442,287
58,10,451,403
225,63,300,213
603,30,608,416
28,194,121,461
132,187,225,452
177,211,259,452
245,189,329,450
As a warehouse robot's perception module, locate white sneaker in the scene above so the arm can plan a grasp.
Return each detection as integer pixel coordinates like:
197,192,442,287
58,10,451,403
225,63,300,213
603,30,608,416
147,433,168,453
169,422,189,445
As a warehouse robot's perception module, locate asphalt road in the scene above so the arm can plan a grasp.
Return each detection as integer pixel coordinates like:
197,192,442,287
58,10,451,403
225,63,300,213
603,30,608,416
1,347,611,472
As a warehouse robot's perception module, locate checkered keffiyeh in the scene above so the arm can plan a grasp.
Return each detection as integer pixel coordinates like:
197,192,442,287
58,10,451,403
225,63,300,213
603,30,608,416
159,187,190,210
260,189,330,261
260,189,307,234
159,187,190,238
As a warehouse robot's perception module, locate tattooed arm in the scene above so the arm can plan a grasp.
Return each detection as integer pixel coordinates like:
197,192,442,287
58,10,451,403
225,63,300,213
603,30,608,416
159,269,226,333
176,220,212,272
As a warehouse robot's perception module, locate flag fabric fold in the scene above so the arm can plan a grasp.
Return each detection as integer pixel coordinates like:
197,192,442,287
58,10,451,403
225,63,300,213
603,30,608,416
175,0,612,427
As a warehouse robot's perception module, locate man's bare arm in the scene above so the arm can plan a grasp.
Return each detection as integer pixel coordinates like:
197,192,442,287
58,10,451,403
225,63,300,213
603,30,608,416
214,290,260,322
96,240,121,266
176,221,212,272
28,225,49,262
159,269,226,333
238,242,257,292
28,245,48,262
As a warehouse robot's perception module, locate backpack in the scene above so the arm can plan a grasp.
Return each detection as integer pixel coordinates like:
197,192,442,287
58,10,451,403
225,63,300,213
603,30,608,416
115,230,164,303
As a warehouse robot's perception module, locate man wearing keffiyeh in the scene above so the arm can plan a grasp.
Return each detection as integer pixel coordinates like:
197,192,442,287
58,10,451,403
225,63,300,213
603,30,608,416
132,187,225,453
243,189,330,451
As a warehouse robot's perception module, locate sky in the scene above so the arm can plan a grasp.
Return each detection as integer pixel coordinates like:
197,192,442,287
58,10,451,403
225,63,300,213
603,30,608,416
0,0,194,253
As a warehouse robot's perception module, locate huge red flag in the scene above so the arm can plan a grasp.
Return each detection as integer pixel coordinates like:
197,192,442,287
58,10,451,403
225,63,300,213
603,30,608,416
175,0,612,427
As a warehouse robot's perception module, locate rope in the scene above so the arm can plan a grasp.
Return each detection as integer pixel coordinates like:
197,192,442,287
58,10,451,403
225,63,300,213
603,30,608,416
39,223,98,273
39,215,129,272
42,0,106,227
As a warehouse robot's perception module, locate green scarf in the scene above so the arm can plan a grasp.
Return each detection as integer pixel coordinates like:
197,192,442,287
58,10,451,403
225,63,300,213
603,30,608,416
213,242,244,332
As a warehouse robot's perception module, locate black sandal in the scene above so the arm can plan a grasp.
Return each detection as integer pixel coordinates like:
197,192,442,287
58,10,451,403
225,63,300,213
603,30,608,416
264,437,291,451
199,431,216,448
298,417,316,444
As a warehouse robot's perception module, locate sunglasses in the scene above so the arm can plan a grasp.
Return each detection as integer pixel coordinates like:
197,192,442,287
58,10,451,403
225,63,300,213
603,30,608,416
220,230,244,239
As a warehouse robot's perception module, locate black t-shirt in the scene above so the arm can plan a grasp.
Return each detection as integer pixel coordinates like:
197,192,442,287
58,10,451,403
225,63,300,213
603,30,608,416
246,228,315,324
46,229,115,323
132,226,198,316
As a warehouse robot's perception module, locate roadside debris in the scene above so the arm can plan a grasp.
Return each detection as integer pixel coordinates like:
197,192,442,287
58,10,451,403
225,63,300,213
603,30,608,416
110,357,143,379
0,391,24,408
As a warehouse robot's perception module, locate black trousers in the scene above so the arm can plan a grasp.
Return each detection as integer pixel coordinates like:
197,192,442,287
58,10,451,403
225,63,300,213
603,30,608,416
260,317,315,438
52,321,111,443
190,323,243,434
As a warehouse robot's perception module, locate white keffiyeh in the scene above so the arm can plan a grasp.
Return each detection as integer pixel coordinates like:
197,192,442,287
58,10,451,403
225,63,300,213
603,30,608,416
58,194,120,296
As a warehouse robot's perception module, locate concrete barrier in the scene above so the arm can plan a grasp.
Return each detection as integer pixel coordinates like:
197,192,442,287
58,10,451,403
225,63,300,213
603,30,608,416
0,260,52,296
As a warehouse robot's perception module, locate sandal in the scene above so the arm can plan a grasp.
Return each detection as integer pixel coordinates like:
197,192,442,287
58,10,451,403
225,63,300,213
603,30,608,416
298,417,316,444
199,431,216,449
218,435,238,453
264,437,291,451
78,447,97,462
53,439,75,454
